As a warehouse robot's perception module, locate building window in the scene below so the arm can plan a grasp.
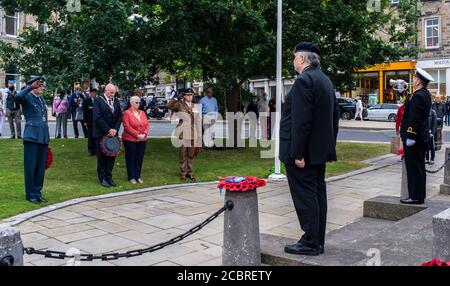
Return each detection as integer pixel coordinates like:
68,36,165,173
4,11,19,37
5,66,21,91
425,18,440,49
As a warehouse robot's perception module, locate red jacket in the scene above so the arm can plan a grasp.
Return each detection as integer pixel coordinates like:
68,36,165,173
122,109,149,142
396,104,405,134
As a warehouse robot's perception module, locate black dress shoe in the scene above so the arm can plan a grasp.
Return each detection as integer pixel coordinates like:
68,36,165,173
107,179,117,187
400,198,424,205
38,197,48,203
284,242,320,256
27,198,40,204
101,180,110,188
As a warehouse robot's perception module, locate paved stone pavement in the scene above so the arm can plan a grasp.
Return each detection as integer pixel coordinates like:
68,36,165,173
6,147,450,266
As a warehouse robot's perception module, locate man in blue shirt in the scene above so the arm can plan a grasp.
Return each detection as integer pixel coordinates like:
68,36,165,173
199,88,218,148
15,77,50,204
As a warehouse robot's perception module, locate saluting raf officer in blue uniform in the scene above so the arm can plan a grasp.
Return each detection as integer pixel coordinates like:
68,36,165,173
15,77,50,204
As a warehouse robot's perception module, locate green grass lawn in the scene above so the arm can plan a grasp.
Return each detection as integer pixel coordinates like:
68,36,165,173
0,139,389,219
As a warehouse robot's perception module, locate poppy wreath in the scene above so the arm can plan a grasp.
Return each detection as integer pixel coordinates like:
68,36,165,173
397,149,404,156
422,259,450,266
217,176,266,192
46,147,54,170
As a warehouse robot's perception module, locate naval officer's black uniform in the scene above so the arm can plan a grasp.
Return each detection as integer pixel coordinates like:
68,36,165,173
279,43,339,254
400,85,432,204
15,78,50,203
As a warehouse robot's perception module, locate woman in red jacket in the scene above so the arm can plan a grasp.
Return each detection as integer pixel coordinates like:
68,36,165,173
122,96,150,184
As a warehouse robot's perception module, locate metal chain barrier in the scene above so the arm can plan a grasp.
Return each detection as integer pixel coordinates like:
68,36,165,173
425,153,450,174
23,200,234,261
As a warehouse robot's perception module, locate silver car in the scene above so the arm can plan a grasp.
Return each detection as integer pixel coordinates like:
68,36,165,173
364,103,400,122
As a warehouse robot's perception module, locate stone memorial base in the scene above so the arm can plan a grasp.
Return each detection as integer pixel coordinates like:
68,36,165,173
363,196,427,221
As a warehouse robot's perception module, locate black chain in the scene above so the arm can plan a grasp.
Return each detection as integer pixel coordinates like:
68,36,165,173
425,153,450,174
23,200,234,261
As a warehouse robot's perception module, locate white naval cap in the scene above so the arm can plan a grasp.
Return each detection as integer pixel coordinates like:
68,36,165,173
416,67,434,84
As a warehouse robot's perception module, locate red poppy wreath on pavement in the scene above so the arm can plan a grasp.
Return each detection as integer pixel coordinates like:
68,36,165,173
45,147,54,170
422,259,450,266
217,176,266,192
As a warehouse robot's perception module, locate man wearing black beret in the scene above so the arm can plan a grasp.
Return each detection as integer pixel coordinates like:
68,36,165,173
400,68,433,205
279,42,339,256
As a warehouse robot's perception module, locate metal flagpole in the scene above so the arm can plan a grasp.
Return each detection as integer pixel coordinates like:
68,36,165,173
269,0,286,181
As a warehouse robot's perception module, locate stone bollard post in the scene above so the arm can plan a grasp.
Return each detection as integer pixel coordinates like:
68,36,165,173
401,159,409,200
222,189,261,266
0,226,24,266
439,148,450,195
432,208,450,261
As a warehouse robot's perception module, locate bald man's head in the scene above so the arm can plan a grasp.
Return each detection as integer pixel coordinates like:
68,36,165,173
104,83,117,99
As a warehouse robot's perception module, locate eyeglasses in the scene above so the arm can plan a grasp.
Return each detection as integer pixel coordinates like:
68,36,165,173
132,101,140,104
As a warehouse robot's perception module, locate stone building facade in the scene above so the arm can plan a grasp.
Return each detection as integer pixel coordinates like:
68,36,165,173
417,0,450,98
0,9,44,90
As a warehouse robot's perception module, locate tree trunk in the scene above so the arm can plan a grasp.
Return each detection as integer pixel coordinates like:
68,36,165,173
226,84,242,148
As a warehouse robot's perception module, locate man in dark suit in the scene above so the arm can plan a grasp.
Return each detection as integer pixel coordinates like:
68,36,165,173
93,83,122,188
400,68,433,205
83,87,98,156
279,42,338,256
15,77,50,204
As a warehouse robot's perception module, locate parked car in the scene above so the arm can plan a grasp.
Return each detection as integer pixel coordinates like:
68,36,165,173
363,103,400,122
336,97,356,120
146,96,168,119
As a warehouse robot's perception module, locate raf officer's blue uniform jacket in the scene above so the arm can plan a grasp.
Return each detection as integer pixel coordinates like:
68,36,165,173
15,86,50,145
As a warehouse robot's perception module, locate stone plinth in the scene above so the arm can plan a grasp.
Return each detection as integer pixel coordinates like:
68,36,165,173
0,227,23,266
363,196,427,221
433,208,450,261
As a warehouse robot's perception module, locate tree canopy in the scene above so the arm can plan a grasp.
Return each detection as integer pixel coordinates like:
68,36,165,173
0,0,418,100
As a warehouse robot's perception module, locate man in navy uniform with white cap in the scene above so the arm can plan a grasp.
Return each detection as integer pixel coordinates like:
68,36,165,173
400,67,433,205
279,42,339,256
15,77,50,204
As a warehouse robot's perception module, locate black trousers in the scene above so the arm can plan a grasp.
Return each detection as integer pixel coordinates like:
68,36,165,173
72,112,87,138
96,138,116,182
285,163,327,249
123,140,147,180
24,142,48,200
404,141,426,201
86,123,96,155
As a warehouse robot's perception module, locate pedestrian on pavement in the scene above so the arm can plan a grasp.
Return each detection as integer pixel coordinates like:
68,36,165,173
52,89,70,138
426,108,437,165
259,92,269,140
432,95,445,118
354,98,363,120
15,77,50,204
445,97,450,126
5,81,22,139
246,95,259,140
69,84,87,138
199,87,218,148
400,67,433,205
167,88,202,182
122,96,149,184
93,83,123,188
268,93,276,140
83,87,98,155
279,42,339,256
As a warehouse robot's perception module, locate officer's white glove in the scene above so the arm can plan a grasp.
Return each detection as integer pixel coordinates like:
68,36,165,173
406,139,416,147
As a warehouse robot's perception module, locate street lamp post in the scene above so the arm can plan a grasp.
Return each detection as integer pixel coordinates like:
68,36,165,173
269,0,286,181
